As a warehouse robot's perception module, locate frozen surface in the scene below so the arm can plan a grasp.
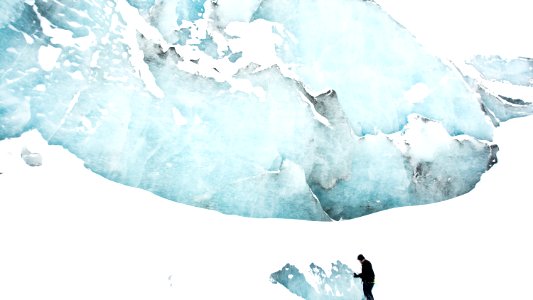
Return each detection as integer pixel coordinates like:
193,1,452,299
1,0,532,220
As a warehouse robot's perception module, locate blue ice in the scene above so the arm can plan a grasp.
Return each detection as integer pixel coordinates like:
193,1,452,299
271,261,362,299
0,0,531,220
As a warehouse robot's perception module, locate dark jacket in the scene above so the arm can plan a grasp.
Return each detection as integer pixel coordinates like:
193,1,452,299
356,260,375,283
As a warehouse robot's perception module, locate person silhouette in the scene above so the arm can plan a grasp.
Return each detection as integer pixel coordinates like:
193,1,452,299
354,254,375,300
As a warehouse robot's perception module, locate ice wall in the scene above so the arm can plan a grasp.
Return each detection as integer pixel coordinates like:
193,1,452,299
1,0,531,220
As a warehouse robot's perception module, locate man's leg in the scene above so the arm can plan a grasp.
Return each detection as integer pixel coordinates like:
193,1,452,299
363,282,374,300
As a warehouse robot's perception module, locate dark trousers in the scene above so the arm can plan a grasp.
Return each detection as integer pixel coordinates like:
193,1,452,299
362,282,374,300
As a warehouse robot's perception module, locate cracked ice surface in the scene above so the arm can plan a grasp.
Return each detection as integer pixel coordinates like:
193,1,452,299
1,0,531,220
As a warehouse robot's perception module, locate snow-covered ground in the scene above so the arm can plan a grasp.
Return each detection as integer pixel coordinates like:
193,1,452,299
2,1,533,299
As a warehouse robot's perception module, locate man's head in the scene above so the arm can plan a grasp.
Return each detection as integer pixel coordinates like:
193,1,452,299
357,254,365,262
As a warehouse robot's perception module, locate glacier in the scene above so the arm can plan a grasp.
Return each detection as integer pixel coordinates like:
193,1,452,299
1,0,532,220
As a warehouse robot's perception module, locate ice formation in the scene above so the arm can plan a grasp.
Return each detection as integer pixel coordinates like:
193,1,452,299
1,0,532,220
271,261,361,299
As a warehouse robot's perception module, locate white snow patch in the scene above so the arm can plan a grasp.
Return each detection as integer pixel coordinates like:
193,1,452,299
38,45,62,72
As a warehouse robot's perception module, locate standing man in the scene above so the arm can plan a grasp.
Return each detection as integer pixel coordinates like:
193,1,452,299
354,254,375,300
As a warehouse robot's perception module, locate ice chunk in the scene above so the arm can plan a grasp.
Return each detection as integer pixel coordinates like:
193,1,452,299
458,55,533,123
468,56,533,87
21,147,42,167
271,261,362,299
